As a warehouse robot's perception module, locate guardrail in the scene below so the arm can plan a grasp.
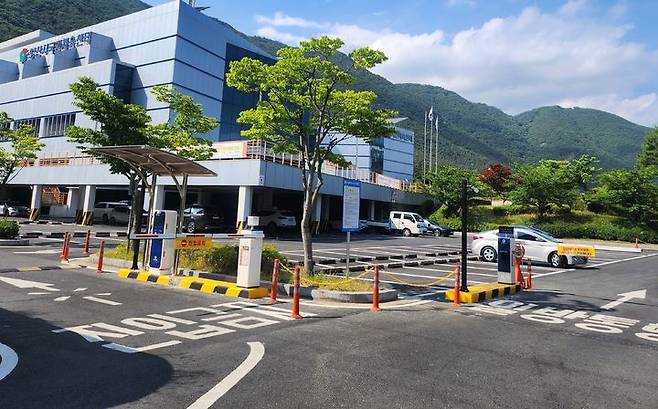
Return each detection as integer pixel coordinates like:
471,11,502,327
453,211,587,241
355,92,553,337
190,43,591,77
23,140,422,193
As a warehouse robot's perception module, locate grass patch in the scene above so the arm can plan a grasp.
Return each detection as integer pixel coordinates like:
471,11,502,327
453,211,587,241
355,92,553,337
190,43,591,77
301,272,374,292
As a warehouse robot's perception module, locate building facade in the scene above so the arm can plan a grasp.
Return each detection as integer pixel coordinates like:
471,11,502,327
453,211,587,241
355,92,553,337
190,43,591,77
0,1,423,228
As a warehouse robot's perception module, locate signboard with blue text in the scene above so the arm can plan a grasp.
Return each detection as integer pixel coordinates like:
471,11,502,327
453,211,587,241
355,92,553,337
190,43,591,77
342,179,361,232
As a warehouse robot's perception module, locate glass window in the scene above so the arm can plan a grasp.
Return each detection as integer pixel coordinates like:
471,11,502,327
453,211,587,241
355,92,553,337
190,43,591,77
113,65,134,104
14,118,40,136
517,232,538,241
43,113,76,137
404,214,414,222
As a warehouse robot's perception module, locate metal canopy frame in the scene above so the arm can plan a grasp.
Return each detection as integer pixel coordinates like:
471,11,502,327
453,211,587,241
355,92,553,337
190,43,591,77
89,145,217,273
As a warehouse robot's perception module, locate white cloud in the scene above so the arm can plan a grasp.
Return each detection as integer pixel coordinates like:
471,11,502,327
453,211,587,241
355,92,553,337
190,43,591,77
559,0,588,16
255,26,304,45
253,2,658,126
255,12,328,29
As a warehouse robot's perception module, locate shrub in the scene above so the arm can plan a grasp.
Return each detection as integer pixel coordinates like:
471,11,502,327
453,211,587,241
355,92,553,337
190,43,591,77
0,220,19,239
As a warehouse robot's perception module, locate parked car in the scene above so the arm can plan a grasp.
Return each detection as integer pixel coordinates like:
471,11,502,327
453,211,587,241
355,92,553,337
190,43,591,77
107,205,131,225
255,210,297,234
362,211,426,236
183,205,225,233
0,200,29,217
93,202,125,224
424,219,453,237
471,225,589,268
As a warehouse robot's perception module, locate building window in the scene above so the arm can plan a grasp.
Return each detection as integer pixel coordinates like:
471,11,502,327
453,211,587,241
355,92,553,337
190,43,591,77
219,44,275,142
370,145,384,174
14,118,40,136
113,64,134,104
43,113,76,137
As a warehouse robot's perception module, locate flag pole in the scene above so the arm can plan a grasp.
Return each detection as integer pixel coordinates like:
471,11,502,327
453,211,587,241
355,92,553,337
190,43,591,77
429,110,433,173
423,110,427,176
435,116,439,171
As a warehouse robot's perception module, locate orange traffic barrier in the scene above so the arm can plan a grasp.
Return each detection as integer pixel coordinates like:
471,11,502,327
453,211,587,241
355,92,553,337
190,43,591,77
453,265,461,307
97,240,105,273
291,266,302,319
60,232,69,261
525,259,533,289
514,255,524,286
371,264,381,312
269,259,280,305
62,232,71,262
82,230,91,257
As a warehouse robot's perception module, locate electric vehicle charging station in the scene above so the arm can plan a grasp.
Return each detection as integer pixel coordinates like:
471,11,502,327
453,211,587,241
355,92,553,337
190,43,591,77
148,210,177,275
497,226,515,284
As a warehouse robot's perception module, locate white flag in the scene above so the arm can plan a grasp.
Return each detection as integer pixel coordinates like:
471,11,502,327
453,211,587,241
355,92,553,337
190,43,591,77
435,117,439,132
428,106,434,121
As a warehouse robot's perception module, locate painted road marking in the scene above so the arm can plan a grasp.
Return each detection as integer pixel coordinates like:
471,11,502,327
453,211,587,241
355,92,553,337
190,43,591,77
187,341,265,409
83,296,122,306
54,296,71,302
600,290,647,310
13,249,61,254
533,253,658,278
28,292,50,295
74,288,87,292
136,340,183,352
0,343,19,381
0,276,60,292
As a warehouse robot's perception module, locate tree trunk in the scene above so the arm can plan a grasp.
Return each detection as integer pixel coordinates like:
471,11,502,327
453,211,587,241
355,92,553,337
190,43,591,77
301,188,315,273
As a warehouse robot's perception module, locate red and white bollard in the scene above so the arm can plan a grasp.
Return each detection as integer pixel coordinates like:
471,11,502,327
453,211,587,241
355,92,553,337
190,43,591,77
269,259,280,305
96,240,105,273
453,265,461,307
82,229,91,257
291,266,302,319
371,264,381,312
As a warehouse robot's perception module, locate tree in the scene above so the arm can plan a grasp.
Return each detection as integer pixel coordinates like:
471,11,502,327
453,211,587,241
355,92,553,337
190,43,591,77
509,160,579,217
66,78,216,252
226,36,396,273
588,167,658,222
637,127,658,170
423,166,484,217
0,112,44,198
479,162,513,201
568,154,599,192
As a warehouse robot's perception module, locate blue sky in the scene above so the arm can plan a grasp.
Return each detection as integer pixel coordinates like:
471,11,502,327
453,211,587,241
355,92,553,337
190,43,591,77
146,0,658,126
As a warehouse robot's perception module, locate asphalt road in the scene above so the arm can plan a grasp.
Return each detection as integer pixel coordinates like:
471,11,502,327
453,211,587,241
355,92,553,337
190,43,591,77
1,231,656,408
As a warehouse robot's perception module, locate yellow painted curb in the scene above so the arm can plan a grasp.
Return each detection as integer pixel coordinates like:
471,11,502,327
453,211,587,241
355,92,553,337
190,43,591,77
445,282,522,303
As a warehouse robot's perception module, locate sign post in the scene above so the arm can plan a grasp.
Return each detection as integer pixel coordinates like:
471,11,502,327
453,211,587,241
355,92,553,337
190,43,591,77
342,180,361,276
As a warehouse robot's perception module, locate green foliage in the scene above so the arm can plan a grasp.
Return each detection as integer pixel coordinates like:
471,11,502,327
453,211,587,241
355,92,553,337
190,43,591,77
0,0,148,43
569,154,599,191
0,112,44,187
0,219,19,239
421,165,487,217
509,159,580,217
587,168,658,222
637,127,658,170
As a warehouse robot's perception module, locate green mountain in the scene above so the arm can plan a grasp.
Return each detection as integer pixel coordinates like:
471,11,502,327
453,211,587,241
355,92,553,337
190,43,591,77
0,0,149,42
1,1,650,171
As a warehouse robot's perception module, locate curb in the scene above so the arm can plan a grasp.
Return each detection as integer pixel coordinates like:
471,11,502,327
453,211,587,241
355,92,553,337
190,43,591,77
318,255,479,275
289,249,462,265
0,264,82,274
445,283,522,303
273,283,398,303
117,269,268,299
0,238,30,246
20,231,128,239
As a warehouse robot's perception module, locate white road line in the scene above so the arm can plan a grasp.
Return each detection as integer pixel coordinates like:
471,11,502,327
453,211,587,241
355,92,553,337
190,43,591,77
102,343,138,353
0,343,19,381
28,292,50,295
82,296,122,306
54,296,71,302
533,253,658,278
187,342,265,409
74,288,87,292
136,340,182,352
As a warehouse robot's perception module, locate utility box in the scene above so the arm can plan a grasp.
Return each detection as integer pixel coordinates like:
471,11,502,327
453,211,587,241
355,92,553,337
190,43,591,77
148,210,177,275
497,226,515,284
236,229,264,288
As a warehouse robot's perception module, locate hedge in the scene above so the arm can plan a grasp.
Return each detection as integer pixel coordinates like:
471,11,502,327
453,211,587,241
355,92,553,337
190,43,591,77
0,220,19,239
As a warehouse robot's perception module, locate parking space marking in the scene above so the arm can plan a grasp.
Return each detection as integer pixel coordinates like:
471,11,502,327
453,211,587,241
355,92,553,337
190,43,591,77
83,296,122,306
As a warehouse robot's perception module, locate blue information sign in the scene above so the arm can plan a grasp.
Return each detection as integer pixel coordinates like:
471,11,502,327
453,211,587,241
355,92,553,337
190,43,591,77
342,179,361,232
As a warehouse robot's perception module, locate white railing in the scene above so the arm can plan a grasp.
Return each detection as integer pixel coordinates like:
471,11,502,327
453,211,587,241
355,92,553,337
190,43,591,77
27,140,421,193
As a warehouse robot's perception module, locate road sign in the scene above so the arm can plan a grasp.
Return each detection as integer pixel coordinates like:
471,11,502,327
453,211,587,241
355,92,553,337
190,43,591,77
342,179,361,232
557,245,596,257
175,236,213,250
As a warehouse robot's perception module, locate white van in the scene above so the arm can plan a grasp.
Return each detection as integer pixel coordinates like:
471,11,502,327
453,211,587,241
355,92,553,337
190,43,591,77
362,211,427,236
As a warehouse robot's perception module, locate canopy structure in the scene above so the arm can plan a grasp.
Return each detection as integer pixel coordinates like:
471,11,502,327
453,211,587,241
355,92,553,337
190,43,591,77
88,145,216,177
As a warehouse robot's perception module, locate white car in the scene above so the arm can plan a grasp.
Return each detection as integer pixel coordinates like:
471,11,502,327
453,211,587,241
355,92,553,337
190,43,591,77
0,201,29,217
255,210,297,234
471,226,589,268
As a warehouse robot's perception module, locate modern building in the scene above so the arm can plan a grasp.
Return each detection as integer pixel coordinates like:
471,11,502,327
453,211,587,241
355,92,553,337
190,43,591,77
329,118,415,182
0,0,424,229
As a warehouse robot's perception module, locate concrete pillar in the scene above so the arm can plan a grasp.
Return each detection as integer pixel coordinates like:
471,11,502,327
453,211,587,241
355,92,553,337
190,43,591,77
29,184,42,221
236,186,253,231
66,187,80,220
369,200,376,220
80,185,96,225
